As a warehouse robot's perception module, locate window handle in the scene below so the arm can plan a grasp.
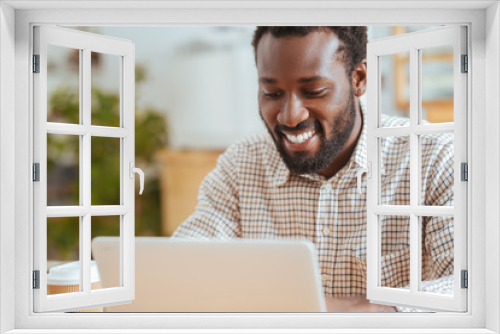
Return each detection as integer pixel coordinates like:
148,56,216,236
356,162,371,194
129,161,145,195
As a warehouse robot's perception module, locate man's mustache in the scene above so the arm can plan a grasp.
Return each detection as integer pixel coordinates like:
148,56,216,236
276,120,317,134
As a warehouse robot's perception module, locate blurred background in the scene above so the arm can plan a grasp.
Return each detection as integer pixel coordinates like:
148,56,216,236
46,25,452,263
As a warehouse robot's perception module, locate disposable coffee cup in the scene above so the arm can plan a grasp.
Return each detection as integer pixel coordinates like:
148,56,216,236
47,260,103,312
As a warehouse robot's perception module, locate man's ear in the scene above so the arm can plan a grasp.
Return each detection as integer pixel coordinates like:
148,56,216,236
352,59,367,97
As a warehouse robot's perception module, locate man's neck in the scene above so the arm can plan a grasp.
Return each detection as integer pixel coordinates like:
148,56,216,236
318,101,363,179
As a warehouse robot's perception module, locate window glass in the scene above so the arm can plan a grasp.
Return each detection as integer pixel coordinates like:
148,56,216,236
419,216,454,296
420,133,454,206
420,45,454,124
380,51,410,127
91,137,121,205
380,136,410,206
47,134,80,206
379,215,411,290
47,217,80,295
91,216,121,290
47,44,80,124
91,52,121,127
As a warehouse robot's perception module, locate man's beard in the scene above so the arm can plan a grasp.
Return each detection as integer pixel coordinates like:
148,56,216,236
262,91,357,175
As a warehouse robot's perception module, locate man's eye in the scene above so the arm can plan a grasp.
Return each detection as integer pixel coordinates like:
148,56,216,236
264,92,282,99
304,88,328,97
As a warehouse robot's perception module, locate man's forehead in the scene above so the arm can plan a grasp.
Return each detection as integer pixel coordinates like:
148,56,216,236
256,30,345,77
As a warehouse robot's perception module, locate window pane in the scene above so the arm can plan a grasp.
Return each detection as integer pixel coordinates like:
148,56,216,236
47,217,80,295
380,136,410,205
420,133,454,206
91,216,121,290
420,45,454,124
419,216,454,296
47,44,80,124
380,51,410,127
379,215,411,290
91,52,121,127
91,137,121,205
47,134,80,206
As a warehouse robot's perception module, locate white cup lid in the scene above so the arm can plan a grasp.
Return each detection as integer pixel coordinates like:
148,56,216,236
47,260,101,285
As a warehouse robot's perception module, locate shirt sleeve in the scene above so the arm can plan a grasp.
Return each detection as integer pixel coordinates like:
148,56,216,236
172,144,241,240
396,137,455,312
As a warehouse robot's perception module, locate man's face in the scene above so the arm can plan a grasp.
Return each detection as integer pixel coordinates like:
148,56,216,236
257,30,358,175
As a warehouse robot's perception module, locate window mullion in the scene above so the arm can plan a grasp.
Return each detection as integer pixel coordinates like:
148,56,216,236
81,47,92,295
90,126,130,138
409,47,420,295
372,205,454,216
416,48,425,293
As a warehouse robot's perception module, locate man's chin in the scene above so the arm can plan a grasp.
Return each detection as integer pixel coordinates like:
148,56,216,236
284,149,314,160
280,151,325,175
279,140,318,159
272,135,326,174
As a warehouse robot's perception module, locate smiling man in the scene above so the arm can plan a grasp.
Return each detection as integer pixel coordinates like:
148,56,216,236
173,27,455,313
255,27,363,179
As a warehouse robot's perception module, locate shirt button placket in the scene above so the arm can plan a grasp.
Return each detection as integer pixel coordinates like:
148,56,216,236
325,181,336,292
318,184,330,217
317,182,333,291
319,183,333,238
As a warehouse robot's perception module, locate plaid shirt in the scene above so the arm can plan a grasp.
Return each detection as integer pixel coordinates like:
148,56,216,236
173,110,455,310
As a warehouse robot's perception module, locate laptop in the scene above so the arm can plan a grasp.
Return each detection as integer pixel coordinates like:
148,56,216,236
91,237,327,312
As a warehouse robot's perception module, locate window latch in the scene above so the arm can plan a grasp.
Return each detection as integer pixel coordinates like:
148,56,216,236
129,161,144,195
356,161,372,194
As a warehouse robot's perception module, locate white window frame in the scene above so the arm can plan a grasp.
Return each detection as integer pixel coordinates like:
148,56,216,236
33,25,136,312
0,1,498,333
366,26,467,312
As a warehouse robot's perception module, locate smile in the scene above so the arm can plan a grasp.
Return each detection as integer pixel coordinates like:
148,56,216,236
284,131,315,144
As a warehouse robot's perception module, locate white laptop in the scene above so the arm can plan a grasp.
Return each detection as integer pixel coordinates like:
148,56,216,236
91,237,326,312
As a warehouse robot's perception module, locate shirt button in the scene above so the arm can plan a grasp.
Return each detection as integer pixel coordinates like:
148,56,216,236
321,183,333,192
322,226,330,237
322,274,329,282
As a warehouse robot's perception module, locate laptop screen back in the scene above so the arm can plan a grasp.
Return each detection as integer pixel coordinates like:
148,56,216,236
92,237,326,312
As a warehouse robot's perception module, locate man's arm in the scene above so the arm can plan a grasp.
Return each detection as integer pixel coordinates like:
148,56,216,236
173,144,241,239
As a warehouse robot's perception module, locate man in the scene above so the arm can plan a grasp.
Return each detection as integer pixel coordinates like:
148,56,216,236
173,27,454,312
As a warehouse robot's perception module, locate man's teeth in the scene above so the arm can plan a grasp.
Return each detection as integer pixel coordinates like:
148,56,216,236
285,131,315,144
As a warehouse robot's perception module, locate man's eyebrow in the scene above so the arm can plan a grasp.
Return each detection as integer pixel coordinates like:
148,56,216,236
259,77,277,84
259,76,328,84
297,76,327,83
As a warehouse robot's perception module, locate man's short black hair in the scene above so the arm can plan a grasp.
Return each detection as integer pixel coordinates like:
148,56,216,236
251,26,367,75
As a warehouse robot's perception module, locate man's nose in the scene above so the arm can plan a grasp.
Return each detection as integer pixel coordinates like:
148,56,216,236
277,95,309,128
